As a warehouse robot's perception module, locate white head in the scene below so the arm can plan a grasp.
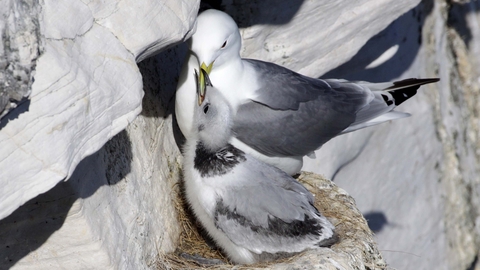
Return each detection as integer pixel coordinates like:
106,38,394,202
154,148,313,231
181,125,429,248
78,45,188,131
193,71,233,152
191,9,242,72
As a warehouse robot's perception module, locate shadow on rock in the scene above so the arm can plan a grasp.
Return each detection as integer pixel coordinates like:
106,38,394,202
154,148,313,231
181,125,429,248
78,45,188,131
0,129,133,268
138,43,189,153
448,1,480,49
0,99,30,130
139,43,189,119
200,0,305,27
323,1,434,81
103,130,133,186
0,181,76,269
364,211,389,233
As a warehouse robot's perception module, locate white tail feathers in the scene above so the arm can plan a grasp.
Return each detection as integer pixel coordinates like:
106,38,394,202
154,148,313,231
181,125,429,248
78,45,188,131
342,111,411,134
341,78,439,134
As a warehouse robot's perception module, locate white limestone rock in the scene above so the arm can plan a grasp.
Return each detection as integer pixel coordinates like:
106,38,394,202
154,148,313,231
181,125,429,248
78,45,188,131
92,0,198,62
303,1,480,269
0,44,190,269
0,181,111,269
0,0,198,220
226,0,422,77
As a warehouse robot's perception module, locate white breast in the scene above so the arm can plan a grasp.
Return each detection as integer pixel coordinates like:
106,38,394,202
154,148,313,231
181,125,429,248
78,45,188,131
175,53,198,138
182,140,218,217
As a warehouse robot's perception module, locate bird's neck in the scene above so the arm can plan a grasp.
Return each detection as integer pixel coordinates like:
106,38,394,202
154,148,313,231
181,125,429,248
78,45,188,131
194,141,246,178
210,57,254,111
214,55,244,76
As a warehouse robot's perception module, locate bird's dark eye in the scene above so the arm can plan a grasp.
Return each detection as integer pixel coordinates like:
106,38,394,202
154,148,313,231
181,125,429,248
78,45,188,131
203,104,209,114
221,40,227,49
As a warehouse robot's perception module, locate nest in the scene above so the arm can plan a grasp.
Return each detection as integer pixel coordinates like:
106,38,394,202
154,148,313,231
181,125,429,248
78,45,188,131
156,172,390,269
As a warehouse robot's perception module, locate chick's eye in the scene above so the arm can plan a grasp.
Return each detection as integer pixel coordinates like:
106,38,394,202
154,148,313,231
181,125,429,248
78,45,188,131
221,40,227,49
203,104,209,114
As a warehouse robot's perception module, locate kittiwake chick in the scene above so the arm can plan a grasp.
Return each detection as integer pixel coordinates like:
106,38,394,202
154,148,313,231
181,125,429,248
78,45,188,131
175,9,440,175
182,70,337,265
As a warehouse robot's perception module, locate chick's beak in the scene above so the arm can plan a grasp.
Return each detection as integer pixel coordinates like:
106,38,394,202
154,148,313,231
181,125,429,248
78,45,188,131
196,67,213,106
198,62,214,104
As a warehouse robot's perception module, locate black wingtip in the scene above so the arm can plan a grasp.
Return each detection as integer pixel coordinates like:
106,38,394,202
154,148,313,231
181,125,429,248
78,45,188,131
389,87,418,106
385,78,440,106
385,78,440,90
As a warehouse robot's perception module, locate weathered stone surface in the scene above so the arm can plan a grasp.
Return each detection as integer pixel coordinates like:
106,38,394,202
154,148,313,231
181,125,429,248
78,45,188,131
0,0,42,118
225,0,422,77
0,180,111,269
1,44,190,269
304,1,480,269
0,0,198,220
92,0,197,62
0,0,198,268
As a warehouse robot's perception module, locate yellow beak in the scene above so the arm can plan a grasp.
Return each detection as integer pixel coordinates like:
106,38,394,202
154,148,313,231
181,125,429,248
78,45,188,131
198,62,214,105
196,66,213,106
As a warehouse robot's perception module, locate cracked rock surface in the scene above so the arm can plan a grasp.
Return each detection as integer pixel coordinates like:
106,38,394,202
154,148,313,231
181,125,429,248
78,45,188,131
0,0,198,220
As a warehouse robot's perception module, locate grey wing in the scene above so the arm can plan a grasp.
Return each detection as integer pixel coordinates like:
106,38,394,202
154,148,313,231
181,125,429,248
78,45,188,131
234,60,373,157
244,59,371,111
213,159,334,254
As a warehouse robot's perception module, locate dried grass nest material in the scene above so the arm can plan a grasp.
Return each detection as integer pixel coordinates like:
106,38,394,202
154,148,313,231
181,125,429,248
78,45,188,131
157,171,392,270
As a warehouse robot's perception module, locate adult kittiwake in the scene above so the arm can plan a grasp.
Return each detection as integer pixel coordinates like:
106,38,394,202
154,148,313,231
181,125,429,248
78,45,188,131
182,70,337,264
175,9,439,175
